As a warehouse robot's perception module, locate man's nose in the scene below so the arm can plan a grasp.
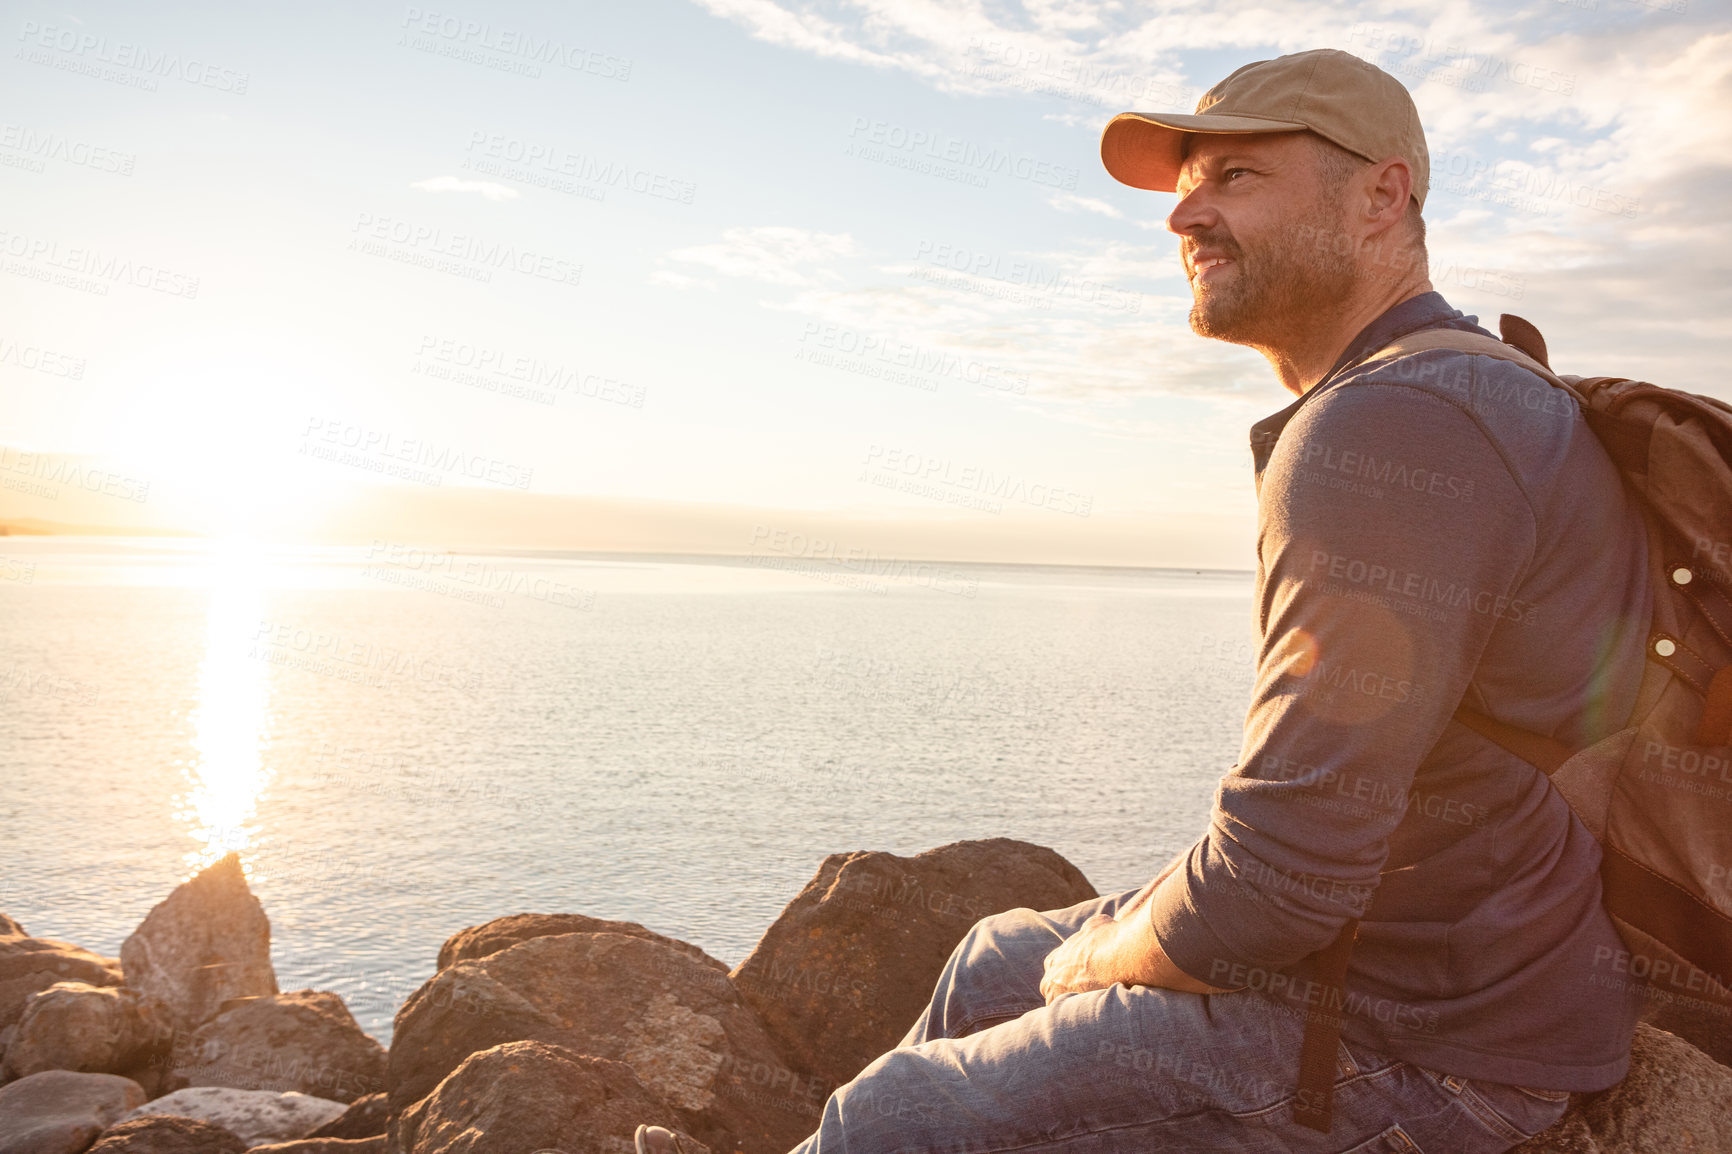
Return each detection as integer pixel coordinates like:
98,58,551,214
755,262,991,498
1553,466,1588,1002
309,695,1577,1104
1166,186,1215,237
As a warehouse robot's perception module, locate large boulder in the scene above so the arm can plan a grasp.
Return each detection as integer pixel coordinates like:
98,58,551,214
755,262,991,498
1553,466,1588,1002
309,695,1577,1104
1516,1023,1732,1152
438,913,727,974
306,1093,387,1139
389,932,809,1153
730,838,1096,1089
0,913,124,1067
393,1041,705,1154
251,1141,385,1154
121,854,277,1032
1,981,173,1086
86,1115,247,1154
1637,986,1732,1070
0,1070,146,1154
169,990,386,1103
122,1088,346,1147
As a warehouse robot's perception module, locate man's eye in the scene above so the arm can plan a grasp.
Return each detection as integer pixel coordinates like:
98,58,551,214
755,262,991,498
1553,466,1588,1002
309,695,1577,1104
1223,167,1250,182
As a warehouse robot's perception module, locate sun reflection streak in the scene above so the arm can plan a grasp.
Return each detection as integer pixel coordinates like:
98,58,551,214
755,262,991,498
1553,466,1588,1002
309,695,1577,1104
179,542,273,874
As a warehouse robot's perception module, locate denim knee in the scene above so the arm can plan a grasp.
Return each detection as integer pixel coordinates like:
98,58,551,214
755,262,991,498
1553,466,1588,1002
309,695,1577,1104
967,906,1045,947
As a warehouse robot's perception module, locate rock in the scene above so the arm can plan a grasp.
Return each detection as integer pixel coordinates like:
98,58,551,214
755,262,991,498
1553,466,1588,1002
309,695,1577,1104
121,854,278,1032
0,913,124,1058
389,933,808,1154
437,913,727,975
0,1070,146,1154
393,1041,704,1154
1607,922,1732,1069
731,837,1096,1089
1637,987,1732,1070
1515,1023,1732,1152
122,1088,346,1148
250,1141,385,1154
305,1093,387,1139
86,1115,247,1154
169,990,386,1104
1,981,173,1086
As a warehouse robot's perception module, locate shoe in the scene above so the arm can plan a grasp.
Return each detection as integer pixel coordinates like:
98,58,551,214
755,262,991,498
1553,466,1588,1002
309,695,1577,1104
633,1124,706,1154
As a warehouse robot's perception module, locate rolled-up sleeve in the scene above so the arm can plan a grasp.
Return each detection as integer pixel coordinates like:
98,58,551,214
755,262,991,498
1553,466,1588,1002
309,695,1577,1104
1150,370,1542,987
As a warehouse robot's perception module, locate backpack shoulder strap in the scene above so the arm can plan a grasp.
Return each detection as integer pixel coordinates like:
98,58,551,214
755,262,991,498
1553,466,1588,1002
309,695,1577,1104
1367,327,1588,406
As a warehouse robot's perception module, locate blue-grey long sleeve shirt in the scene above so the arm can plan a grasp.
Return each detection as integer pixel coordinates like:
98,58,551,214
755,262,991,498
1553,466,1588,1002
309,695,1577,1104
1149,292,1651,1090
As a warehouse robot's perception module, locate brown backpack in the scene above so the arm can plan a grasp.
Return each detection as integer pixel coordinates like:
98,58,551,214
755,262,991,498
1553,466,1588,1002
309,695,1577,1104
1294,314,1732,1132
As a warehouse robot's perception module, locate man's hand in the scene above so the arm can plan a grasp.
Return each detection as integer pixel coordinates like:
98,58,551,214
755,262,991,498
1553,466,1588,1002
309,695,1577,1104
1039,870,1233,1004
1039,913,1131,1001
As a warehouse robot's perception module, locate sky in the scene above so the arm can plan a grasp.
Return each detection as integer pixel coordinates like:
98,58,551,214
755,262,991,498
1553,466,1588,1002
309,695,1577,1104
0,0,1726,567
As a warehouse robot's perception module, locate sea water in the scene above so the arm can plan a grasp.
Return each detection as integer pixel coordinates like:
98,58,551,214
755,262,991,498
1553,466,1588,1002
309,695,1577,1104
0,538,1254,1042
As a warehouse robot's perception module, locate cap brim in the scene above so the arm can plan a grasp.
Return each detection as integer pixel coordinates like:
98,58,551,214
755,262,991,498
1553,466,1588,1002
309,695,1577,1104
1100,112,1310,192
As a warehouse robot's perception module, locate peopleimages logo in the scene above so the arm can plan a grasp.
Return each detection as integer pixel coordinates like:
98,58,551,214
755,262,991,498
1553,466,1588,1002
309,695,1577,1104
0,335,85,379
462,131,694,204
0,228,200,298
963,36,1200,111
1309,550,1538,624
862,445,1093,518
910,240,1142,315
397,7,631,80
1296,441,1475,502
1291,656,1427,707
1345,25,1576,96
795,324,1029,395
16,20,251,93
846,118,1080,191
1204,958,1440,1034
348,213,582,288
0,447,148,502
1592,945,1724,995
301,417,535,491
746,525,980,598
364,540,595,610
413,336,646,408
0,123,135,174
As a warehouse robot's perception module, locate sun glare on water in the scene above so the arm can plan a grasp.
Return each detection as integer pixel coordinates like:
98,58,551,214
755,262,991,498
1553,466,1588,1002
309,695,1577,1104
178,539,273,876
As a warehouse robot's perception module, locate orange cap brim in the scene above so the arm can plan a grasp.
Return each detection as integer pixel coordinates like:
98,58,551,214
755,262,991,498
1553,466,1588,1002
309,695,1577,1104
1100,111,1311,192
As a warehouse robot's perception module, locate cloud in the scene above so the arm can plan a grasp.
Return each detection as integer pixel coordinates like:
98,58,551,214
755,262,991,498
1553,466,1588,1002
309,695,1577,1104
650,270,718,292
688,0,1246,106
1047,191,1122,217
690,3,1732,402
663,226,856,287
409,176,520,202
756,230,1278,411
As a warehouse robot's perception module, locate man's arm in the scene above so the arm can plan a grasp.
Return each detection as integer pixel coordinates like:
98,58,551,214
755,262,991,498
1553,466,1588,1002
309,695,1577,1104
1144,377,1539,986
1044,373,1542,1001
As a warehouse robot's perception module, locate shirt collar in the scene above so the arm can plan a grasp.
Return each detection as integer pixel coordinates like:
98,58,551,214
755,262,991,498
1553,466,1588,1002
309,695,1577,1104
1246,291,1491,478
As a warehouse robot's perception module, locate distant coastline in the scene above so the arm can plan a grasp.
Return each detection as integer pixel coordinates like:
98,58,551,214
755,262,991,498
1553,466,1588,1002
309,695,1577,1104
0,518,199,538
0,530,1255,578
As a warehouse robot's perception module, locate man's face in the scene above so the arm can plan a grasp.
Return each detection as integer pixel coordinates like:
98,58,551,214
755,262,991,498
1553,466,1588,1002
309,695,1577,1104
1166,133,1355,346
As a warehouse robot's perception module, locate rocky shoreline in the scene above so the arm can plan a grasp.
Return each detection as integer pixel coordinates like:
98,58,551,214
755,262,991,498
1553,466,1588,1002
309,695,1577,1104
1,839,1728,1154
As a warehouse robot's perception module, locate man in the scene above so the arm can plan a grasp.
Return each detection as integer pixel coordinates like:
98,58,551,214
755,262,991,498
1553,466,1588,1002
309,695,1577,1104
640,47,1651,1154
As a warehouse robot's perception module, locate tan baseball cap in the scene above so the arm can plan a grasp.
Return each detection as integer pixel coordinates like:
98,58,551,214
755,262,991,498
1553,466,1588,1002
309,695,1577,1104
1100,48,1429,208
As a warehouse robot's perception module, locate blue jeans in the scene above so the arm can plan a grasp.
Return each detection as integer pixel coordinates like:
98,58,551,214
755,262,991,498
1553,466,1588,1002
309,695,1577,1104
788,888,1570,1153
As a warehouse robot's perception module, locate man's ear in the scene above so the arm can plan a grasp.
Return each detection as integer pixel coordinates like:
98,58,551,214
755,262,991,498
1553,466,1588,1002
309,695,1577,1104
1361,158,1413,237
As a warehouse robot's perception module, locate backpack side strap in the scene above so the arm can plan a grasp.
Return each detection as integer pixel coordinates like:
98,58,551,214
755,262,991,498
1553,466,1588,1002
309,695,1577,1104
1292,919,1360,1133
1451,707,1575,775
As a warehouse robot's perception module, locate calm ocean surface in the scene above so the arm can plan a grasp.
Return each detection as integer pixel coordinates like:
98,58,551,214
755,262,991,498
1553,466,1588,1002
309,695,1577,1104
0,538,1255,1044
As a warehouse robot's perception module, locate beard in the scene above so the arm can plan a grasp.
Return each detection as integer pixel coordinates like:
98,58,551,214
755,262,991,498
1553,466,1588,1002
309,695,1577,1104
1185,199,1357,346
